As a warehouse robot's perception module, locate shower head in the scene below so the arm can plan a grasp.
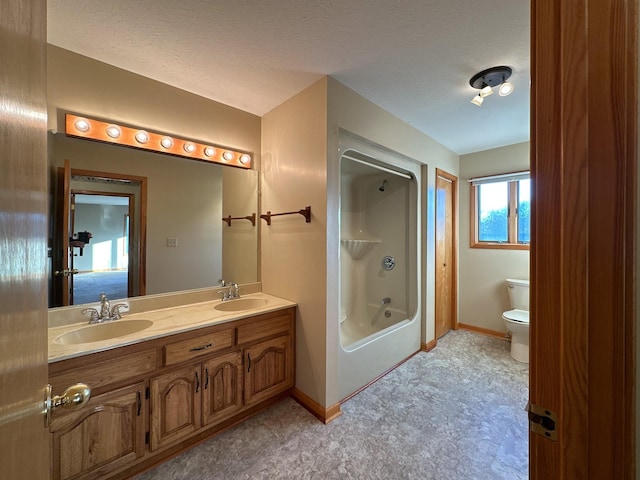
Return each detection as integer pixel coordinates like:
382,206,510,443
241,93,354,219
379,180,388,192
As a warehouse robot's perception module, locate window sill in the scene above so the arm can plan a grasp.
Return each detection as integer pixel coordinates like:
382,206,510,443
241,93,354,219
471,242,530,251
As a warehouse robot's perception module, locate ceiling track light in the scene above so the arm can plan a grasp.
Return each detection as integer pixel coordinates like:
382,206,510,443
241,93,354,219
469,66,513,106
65,113,252,169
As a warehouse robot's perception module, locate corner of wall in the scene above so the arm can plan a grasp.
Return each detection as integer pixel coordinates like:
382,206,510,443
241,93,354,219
261,78,329,407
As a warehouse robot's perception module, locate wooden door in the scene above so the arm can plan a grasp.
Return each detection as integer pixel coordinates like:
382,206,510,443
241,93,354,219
435,169,457,338
244,336,293,407
0,2,49,479
150,365,202,451
50,382,146,480
530,0,636,478
52,160,73,306
202,352,244,427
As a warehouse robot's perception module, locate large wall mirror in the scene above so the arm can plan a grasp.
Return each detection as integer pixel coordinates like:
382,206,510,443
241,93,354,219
48,133,259,308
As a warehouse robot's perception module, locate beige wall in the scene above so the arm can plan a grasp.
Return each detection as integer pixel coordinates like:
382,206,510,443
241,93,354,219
222,168,259,285
326,78,458,404
262,77,458,407
265,77,458,407
459,142,530,333
261,78,329,404
47,46,261,296
47,46,261,163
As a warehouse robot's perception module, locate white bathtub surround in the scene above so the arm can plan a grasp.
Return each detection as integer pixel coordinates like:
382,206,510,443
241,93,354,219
135,330,528,480
338,141,421,400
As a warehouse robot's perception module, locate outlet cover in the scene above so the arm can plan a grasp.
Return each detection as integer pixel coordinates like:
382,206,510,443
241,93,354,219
166,238,178,247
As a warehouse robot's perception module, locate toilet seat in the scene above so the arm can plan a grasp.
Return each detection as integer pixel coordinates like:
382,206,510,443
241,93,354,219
502,309,529,324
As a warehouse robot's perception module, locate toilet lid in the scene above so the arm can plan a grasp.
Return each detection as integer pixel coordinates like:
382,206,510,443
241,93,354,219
503,309,529,324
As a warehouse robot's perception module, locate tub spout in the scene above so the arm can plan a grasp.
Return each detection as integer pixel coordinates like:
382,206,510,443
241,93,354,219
381,297,391,305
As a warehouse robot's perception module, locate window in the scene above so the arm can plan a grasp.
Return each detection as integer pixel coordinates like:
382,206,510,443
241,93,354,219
470,171,530,249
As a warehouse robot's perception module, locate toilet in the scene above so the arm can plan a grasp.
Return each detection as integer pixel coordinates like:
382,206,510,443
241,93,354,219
502,278,530,363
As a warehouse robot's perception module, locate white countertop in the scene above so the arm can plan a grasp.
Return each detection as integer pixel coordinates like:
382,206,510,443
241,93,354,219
48,293,296,363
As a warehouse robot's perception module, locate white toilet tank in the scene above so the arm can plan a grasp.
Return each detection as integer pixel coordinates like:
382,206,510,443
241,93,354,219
506,278,529,310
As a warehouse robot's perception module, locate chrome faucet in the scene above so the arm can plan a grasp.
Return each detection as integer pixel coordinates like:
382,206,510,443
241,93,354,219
82,293,129,324
217,282,240,301
99,292,110,319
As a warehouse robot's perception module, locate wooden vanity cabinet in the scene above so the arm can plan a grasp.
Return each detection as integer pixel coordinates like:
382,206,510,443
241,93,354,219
149,351,244,451
244,335,293,407
149,364,202,450
48,306,295,480
49,382,146,480
202,351,244,426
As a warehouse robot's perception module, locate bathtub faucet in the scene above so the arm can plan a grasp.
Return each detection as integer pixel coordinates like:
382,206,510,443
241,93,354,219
381,297,391,305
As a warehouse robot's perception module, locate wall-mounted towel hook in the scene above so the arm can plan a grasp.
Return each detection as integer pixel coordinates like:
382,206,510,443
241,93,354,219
260,206,311,225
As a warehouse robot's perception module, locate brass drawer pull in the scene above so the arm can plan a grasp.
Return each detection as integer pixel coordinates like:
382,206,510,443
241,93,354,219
189,343,213,352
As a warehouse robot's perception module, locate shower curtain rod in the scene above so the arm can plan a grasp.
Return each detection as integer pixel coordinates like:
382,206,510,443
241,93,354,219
342,154,413,180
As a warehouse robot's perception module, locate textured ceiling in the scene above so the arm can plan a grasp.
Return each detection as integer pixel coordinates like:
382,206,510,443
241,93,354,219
47,0,530,155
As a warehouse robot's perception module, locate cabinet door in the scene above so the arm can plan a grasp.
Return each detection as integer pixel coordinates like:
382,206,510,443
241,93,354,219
50,382,145,480
202,351,243,427
150,364,202,451
244,335,293,407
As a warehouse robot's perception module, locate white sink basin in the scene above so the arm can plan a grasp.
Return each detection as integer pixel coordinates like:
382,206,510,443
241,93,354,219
214,297,268,312
54,319,153,345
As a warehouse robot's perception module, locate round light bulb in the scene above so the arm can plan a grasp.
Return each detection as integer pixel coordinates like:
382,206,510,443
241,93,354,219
222,151,234,161
239,154,251,164
135,130,149,144
498,82,514,96
161,137,174,149
106,125,121,139
74,118,90,132
204,147,216,157
184,142,196,153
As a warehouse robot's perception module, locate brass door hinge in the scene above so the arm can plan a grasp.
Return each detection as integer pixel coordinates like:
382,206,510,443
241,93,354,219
527,402,558,441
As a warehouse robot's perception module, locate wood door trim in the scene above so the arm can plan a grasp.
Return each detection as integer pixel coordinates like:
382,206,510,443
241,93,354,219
55,161,71,306
69,167,147,297
530,0,637,477
435,169,458,337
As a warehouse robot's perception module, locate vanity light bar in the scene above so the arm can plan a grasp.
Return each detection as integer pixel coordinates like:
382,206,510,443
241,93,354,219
65,113,252,169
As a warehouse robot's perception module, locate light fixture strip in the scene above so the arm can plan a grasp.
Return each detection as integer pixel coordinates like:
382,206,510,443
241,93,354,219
65,113,252,169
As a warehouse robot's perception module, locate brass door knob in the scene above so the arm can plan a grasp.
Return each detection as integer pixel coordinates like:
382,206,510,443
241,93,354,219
44,383,91,427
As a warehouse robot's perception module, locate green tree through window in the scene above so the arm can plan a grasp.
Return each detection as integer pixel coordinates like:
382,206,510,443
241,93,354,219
471,173,530,249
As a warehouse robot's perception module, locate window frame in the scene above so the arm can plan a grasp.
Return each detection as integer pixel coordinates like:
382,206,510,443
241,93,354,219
469,171,530,250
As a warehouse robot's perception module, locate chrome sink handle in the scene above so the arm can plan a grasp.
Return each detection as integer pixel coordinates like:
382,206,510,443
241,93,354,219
110,303,129,319
82,308,100,324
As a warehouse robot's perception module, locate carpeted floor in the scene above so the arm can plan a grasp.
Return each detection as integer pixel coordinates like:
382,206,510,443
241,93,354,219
135,330,529,480
72,270,128,305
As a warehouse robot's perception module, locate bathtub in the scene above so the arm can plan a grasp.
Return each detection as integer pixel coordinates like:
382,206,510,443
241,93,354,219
338,141,421,401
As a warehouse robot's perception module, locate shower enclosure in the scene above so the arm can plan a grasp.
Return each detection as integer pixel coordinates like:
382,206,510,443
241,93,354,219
338,146,420,400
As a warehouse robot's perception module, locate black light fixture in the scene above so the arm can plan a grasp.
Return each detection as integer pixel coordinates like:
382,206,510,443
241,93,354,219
469,66,514,106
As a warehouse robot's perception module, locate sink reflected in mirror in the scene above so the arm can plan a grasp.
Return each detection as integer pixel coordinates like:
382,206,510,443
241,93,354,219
214,297,268,312
54,319,154,345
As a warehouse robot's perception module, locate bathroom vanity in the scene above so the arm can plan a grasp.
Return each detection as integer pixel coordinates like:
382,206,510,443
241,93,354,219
47,293,295,480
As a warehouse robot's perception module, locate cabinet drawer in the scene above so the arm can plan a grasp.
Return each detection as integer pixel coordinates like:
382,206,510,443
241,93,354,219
49,349,157,396
164,329,234,366
237,312,292,345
